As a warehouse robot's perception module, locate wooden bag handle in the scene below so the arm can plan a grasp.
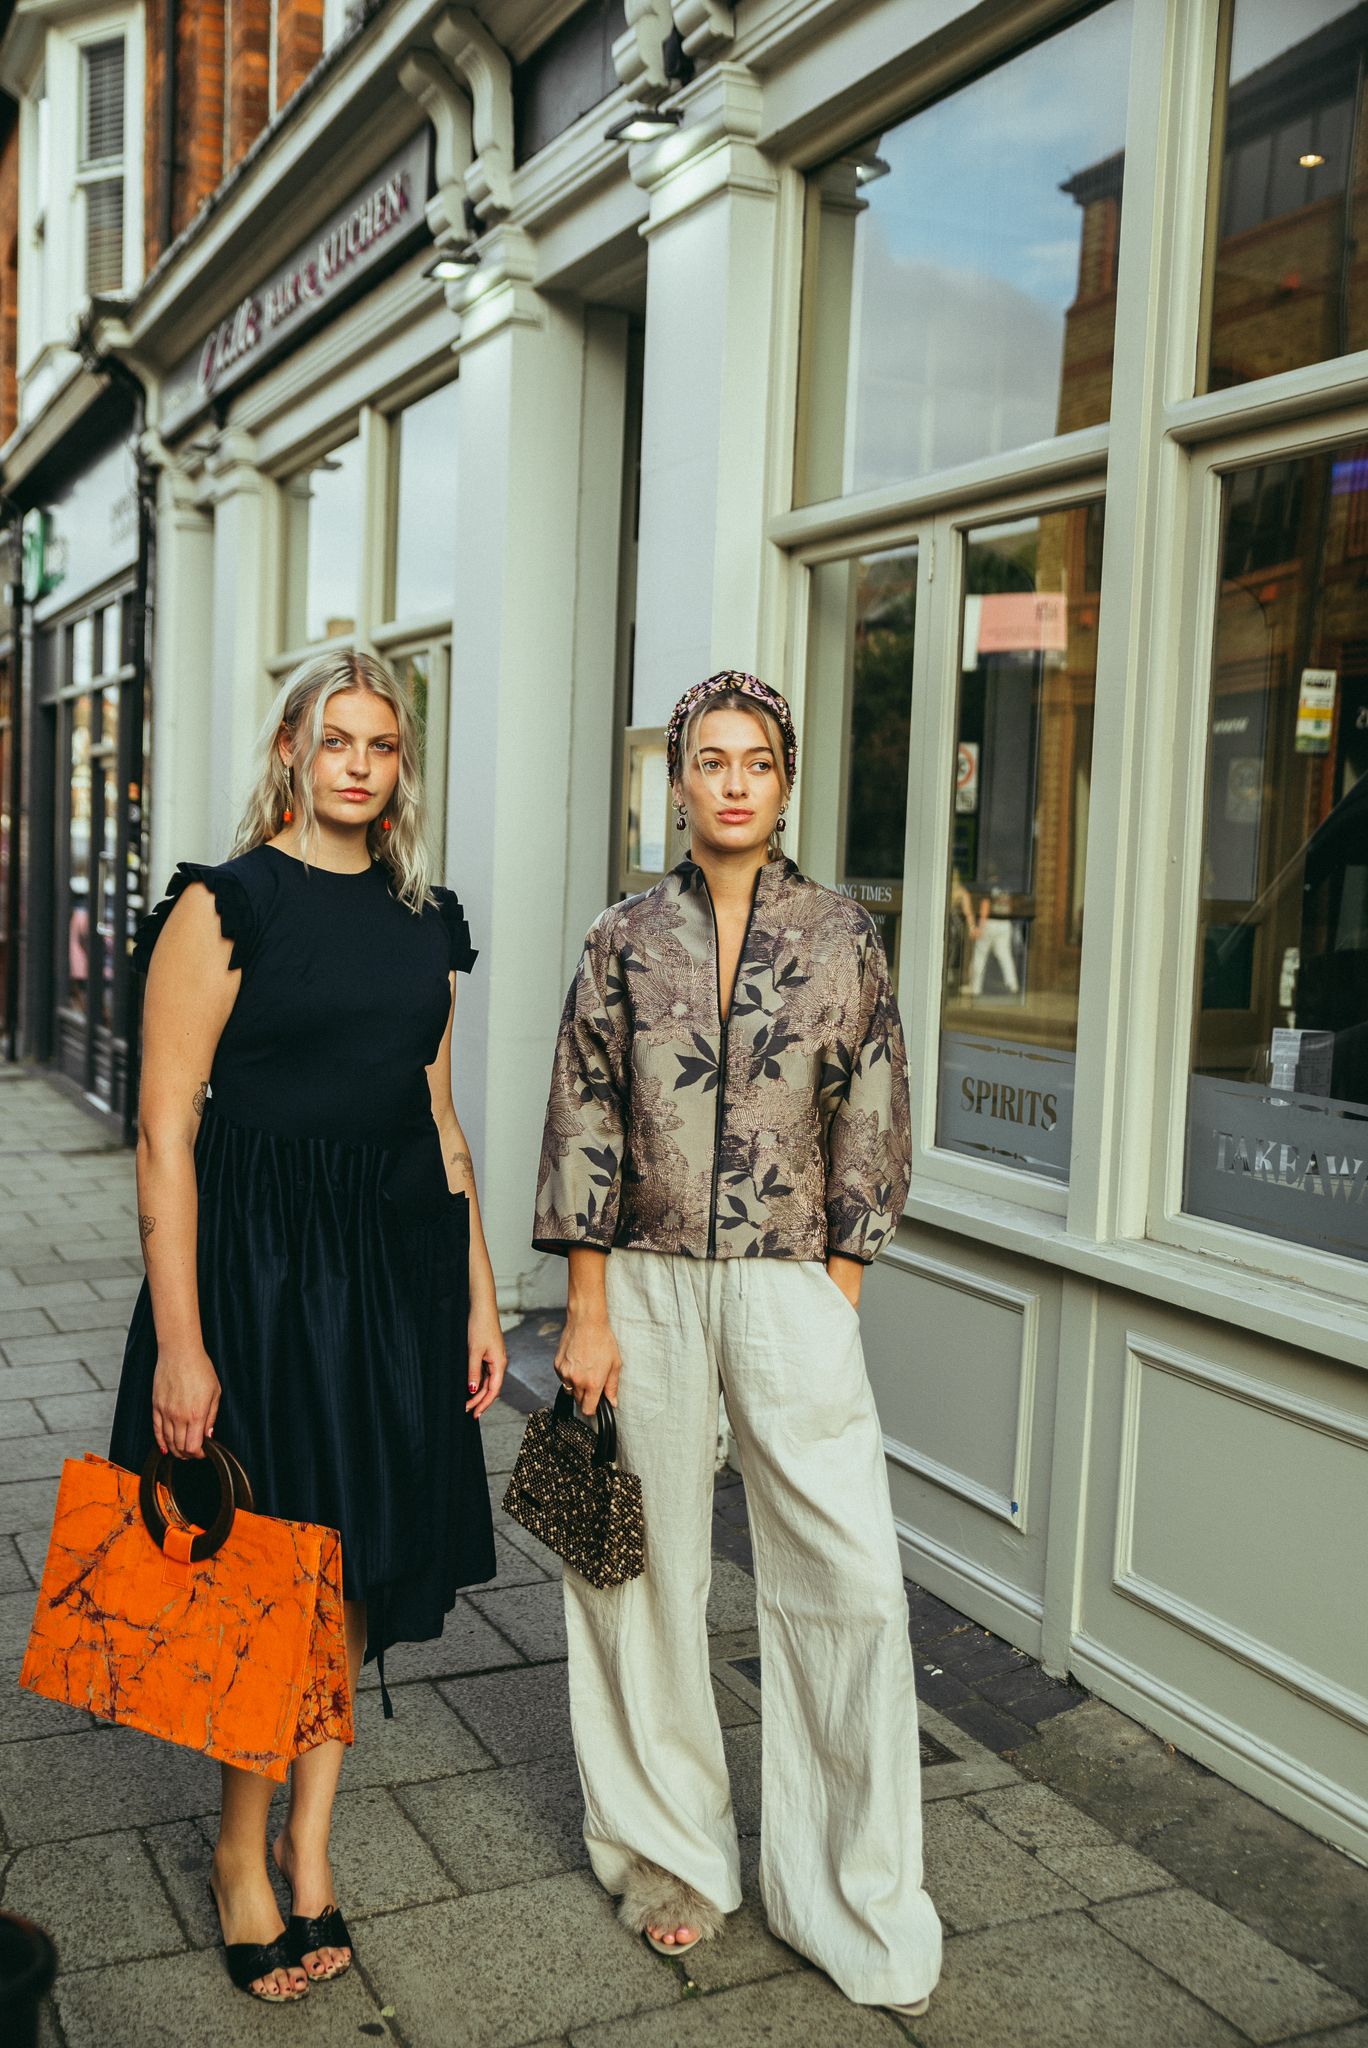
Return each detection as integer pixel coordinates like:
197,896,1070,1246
138,1440,255,1561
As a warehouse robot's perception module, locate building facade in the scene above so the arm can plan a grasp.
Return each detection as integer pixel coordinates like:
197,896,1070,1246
3,0,1367,1869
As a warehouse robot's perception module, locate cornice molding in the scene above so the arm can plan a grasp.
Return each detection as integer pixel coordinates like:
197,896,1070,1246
443,223,541,353
398,50,475,254
629,61,774,232
674,1,735,62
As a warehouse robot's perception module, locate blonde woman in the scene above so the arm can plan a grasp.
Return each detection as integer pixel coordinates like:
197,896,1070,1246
110,651,504,2004
534,671,941,2018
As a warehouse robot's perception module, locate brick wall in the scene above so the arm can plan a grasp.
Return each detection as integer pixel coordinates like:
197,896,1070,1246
144,0,227,265
226,0,271,167
276,0,325,112
0,120,18,445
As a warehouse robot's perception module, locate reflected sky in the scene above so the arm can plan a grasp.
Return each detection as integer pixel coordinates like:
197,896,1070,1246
1232,0,1358,81
392,382,459,624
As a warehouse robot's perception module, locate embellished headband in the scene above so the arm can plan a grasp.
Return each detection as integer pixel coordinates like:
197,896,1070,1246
665,671,798,786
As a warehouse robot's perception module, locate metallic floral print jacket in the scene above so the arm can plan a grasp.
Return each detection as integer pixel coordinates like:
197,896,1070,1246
533,857,912,1264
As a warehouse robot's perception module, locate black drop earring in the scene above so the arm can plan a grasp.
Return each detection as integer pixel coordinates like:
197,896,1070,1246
675,807,688,831
776,812,787,833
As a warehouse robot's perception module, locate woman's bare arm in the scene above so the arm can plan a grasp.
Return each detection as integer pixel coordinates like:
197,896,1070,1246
137,886,240,1457
427,974,507,1416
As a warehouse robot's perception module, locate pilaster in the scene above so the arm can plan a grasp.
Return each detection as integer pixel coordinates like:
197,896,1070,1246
142,433,216,874
628,61,781,720
203,428,273,856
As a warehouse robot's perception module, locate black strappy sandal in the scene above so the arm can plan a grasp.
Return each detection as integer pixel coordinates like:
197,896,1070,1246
208,1886,308,2003
284,1904,353,1983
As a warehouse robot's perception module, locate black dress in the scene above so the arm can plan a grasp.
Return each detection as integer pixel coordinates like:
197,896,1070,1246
109,845,497,1685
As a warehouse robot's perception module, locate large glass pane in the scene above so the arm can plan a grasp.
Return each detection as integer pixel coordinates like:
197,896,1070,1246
796,2,1132,505
66,694,93,1017
390,382,458,623
803,546,917,975
95,686,120,1031
1185,441,1368,1262
283,437,363,646
1205,3,1368,392
936,504,1104,1180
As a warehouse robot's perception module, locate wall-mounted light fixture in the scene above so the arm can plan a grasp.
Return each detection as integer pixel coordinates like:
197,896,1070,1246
853,153,891,185
605,104,683,146
424,251,480,282
1299,152,1326,169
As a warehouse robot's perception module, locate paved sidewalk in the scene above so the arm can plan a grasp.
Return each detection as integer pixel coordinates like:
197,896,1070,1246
0,1065,1365,2048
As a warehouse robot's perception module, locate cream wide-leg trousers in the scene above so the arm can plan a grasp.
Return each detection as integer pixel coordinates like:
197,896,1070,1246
562,1251,943,2008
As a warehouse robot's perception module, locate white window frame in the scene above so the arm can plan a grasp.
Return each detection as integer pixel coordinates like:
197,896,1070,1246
1150,400,1368,1310
75,30,127,296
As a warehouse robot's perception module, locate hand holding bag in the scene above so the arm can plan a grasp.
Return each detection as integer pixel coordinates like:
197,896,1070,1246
19,1443,352,1780
502,1391,644,1590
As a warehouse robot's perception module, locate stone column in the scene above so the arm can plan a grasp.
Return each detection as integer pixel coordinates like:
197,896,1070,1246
204,429,274,857
443,231,603,1307
143,436,216,874
628,63,781,724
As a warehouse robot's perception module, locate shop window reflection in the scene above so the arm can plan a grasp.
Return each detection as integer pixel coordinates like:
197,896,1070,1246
1185,440,1368,1261
803,547,917,976
795,0,1132,504
1204,3,1368,392
283,437,362,647
389,382,458,624
65,695,93,1018
936,504,1104,1181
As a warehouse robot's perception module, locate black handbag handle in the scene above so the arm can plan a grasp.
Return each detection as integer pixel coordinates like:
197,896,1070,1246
138,1439,255,1561
553,1387,619,1468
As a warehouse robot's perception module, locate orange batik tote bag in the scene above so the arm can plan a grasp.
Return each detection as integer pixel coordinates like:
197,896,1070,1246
19,1444,352,1781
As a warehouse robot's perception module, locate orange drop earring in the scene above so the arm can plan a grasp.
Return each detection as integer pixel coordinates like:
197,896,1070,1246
381,816,392,834
283,805,293,824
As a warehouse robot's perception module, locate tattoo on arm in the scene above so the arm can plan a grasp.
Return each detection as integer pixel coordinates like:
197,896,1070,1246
139,1214,156,1242
192,1082,208,1117
448,1148,475,1192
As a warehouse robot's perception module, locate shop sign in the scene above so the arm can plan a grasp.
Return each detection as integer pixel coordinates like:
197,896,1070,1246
1294,667,1337,754
160,128,432,438
32,435,139,624
974,591,1068,657
955,740,979,813
1186,1074,1368,1262
936,1033,1074,1182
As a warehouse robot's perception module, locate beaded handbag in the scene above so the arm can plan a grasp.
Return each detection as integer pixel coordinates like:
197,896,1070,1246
502,1391,644,1590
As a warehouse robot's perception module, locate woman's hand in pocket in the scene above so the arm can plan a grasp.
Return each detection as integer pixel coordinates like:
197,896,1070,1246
825,1256,863,1312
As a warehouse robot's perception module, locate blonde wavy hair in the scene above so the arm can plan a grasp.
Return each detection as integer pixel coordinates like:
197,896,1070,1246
232,650,435,910
675,691,793,858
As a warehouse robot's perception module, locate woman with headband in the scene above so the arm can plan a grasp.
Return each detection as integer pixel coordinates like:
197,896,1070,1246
533,671,941,2018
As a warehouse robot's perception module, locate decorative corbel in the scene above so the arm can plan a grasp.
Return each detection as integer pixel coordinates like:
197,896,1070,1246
398,51,476,253
672,1,734,61
613,0,673,101
432,9,514,225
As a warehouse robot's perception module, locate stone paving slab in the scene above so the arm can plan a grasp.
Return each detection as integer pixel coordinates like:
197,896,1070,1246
0,1362,100,1405
355,1597,527,1690
0,1722,220,1843
921,1911,1247,2048
1093,1889,1362,2043
398,1752,590,1892
440,1661,576,1765
0,1830,185,1970
923,1799,1085,1933
568,1969,907,2046
355,1870,685,2047
0,1400,47,1438
337,1681,495,1789
470,1581,569,1662
968,1782,1175,1901
53,1944,391,2047
679,1836,806,1995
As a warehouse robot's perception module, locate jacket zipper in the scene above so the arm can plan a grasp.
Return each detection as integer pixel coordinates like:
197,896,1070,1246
703,867,763,1259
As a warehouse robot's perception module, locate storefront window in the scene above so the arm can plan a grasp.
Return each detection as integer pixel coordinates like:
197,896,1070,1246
95,686,119,1031
936,504,1104,1181
283,437,363,647
1204,3,1368,393
1185,440,1368,1261
796,1,1132,505
390,382,458,623
802,546,917,974
391,645,450,855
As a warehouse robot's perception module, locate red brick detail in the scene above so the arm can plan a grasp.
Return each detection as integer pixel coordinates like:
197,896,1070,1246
143,0,227,266
0,125,18,444
276,0,324,111
227,0,272,169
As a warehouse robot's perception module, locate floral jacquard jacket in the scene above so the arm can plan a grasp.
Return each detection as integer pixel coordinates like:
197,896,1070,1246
533,857,912,1264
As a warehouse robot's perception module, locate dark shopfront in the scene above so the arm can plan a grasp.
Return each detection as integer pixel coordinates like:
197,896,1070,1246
11,385,149,1129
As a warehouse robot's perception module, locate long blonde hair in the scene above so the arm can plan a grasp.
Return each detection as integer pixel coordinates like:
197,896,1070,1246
232,650,435,910
675,690,793,858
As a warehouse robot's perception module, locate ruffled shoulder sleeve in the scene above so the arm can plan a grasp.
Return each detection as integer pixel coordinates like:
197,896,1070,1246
131,861,257,977
432,886,479,975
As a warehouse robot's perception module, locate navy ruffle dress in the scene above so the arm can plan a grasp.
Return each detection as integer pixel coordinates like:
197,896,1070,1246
109,845,497,1681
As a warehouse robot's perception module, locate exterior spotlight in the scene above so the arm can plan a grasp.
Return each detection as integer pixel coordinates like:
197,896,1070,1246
853,153,891,185
424,251,480,281
1299,152,1325,168
605,104,683,145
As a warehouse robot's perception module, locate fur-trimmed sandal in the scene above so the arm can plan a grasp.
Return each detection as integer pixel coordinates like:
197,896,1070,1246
617,1854,728,1958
